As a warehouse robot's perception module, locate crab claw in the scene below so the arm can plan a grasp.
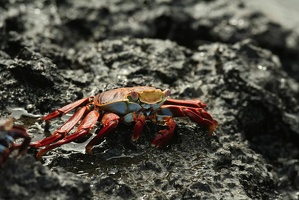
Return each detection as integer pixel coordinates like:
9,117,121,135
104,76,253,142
183,108,218,136
85,113,120,155
151,117,176,147
160,105,218,136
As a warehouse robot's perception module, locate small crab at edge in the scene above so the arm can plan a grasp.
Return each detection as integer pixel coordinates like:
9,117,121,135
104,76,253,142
0,118,31,166
31,86,218,159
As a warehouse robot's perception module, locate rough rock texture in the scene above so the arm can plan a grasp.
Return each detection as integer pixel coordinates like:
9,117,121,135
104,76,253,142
0,155,92,199
0,0,299,199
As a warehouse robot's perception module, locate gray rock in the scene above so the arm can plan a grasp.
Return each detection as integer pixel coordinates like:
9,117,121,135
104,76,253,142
0,0,298,199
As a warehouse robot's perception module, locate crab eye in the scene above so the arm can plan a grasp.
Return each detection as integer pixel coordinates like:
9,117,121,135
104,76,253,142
129,91,139,101
164,89,171,97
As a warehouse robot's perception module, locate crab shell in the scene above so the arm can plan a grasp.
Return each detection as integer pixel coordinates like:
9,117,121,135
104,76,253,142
95,86,171,118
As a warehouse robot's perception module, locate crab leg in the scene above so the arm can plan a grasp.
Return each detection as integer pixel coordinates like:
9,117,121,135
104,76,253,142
151,116,176,147
159,105,218,135
163,98,207,108
8,126,31,154
36,110,100,159
41,97,91,121
31,106,87,148
85,113,120,154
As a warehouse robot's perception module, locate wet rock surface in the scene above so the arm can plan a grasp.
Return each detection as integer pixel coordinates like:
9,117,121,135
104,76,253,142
0,0,299,199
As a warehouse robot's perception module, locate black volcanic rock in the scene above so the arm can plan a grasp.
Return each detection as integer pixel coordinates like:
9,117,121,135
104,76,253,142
0,0,298,199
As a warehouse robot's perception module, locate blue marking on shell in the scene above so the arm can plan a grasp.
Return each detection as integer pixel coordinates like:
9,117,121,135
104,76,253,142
102,102,141,115
102,102,128,114
123,113,134,123
0,145,5,153
5,135,14,143
140,101,163,111
160,107,173,116
128,103,142,112
151,102,163,111
141,104,151,109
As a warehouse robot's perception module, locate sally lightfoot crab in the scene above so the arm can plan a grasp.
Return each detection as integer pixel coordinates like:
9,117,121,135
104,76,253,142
0,118,31,166
31,86,218,159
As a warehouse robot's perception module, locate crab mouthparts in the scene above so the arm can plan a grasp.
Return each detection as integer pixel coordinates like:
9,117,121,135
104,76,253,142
140,102,164,116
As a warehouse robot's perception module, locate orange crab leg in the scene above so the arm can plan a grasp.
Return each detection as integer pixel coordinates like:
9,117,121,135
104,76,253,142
31,106,87,148
151,116,176,147
41,97,91,121
159,105,218,136
85,113,120,154
36,110,100,159
163,98,207,108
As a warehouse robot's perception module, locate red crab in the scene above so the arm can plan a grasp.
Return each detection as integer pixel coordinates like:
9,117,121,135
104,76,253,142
31,86,218,159
0,118,31,166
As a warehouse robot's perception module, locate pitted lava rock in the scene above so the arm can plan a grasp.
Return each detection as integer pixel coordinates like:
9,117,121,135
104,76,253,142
0,0,299,199
0,155,92,200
